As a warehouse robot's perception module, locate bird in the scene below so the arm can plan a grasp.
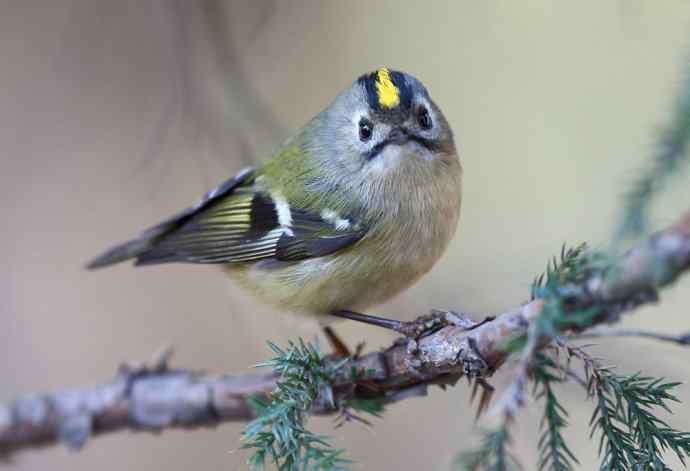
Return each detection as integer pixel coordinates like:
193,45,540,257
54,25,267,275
87,68,462,341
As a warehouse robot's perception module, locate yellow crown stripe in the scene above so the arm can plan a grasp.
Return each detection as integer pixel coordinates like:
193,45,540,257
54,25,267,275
375,68,400,109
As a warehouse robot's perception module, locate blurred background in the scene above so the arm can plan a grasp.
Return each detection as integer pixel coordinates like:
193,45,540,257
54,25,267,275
2,1,690,470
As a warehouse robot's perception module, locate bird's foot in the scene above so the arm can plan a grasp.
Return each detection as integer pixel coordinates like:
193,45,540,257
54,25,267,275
332,309,495,340
397,310,495,339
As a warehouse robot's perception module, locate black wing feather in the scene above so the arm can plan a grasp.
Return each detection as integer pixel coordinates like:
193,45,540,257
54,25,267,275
275,232,363,261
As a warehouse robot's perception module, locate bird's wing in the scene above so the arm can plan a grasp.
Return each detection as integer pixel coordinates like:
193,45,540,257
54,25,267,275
87,167,365,268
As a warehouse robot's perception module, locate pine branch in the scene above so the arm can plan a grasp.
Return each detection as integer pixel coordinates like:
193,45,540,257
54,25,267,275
614,61,690,242
559,342,690,470
493,243,595,420
455,208,690,470
573,328,690,347
241,340,351,471
2,209,690,459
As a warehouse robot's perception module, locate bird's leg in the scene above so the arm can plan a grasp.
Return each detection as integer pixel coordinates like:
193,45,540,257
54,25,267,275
321,326,378,402
331,310,404,333
322,325,352,358
332,309,495,339
334,310,497,394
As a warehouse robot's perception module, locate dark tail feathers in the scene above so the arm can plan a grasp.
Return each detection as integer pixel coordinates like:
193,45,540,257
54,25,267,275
86,236,156,269
85,218,179,270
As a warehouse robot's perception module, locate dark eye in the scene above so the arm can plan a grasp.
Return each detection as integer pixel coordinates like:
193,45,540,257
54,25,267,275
417,106,432,130
359,118,373,141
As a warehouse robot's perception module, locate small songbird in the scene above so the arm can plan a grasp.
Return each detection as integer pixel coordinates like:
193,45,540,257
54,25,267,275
88,68,462,337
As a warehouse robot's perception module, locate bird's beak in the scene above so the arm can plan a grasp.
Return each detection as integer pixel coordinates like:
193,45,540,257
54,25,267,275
387,127,408,145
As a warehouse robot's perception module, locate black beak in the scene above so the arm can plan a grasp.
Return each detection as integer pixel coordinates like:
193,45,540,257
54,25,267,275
365,127,435,160
387,127,408,144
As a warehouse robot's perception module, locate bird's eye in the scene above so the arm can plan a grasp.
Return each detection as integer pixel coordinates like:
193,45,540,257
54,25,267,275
359,118,373,141
417,106,432,130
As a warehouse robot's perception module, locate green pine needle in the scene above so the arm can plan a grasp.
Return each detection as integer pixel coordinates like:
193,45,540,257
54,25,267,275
531,243,590,299
590,371,690,470
343,398,385,417
530,243,610,340
242,339,351,471
533,353,579,471
455,423,519,471
461,244,594,470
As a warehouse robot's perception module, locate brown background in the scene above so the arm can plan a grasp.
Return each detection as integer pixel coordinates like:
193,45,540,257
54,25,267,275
3,2,690,470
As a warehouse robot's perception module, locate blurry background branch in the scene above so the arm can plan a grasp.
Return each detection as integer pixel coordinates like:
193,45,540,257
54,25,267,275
614,59,690,243
2,207,690,458
573,327,690,346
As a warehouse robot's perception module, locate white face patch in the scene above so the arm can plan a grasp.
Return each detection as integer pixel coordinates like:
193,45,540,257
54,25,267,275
271,192,294,237
320,209,352,231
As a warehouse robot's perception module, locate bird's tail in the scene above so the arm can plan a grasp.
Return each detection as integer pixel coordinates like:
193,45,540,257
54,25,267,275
86,238,151,269
85,168,255,270
85,219,178,270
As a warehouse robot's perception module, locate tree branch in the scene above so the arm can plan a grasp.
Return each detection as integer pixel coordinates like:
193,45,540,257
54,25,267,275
572,327,690,346
3,209,690,458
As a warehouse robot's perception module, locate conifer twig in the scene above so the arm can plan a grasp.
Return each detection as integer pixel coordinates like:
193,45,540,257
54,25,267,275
572,328,690,346
2,208,690,458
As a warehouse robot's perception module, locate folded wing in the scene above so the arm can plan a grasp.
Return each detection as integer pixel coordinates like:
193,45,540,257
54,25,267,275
87,168,365,269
